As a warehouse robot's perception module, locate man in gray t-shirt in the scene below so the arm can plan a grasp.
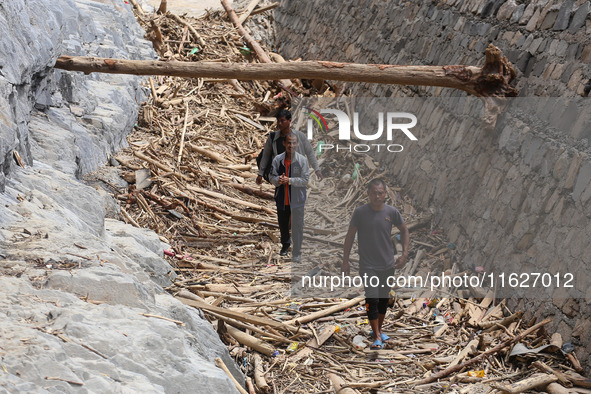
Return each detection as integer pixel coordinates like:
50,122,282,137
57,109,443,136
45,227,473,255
342,178,409,349
351,203,404,270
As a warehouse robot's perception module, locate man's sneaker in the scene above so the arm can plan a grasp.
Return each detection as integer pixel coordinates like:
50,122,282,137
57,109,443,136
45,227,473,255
292,255,301,262
279,245,290,256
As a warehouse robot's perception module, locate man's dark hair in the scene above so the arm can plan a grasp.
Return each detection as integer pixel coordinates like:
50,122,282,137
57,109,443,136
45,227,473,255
367,178,387,192
276,109,292,120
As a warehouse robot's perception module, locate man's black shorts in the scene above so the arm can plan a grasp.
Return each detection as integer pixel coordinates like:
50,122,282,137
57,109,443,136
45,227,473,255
360,267,394,299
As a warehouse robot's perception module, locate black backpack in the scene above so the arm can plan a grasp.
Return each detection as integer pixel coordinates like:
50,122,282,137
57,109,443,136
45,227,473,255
256,132,276,183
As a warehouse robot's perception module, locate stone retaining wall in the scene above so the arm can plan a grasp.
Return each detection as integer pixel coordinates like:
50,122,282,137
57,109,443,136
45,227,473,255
276,0,590,97
275,0,591,367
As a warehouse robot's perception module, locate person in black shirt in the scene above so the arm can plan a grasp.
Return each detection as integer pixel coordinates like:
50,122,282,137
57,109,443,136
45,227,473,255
256,109,322,185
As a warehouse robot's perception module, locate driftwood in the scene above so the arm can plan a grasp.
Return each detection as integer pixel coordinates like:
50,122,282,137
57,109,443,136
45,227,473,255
251,2,279,16
139,313,185,326
253,354,270,393
191,283,274,294
246,377,256,394
54,45,517,97
545,382,571,394
228,182,274,200
187,143,232,164
215,357,248,394
225,325,275,357
532,361,572,388
290,325,337,363
480,311,523,330
45,377,84,386
193,291,256,303
104,8,578,393
285,297,363,326
213,313,291,344
177,102,190,166
176,295,311,335
127,0,144,14
563,371,591,389
166,185,273,224
237,0,262,24
550,333,563,349
134,150,191,180
157,0,167,14
567,352,585,374
167,13,205,47
412,318,553,386
314,207,335,224
448,338,479,368
403,248,424,276
187,185,275,215
219,0,292,89
365,348,435,357
328,373,360,394
490,373,558,393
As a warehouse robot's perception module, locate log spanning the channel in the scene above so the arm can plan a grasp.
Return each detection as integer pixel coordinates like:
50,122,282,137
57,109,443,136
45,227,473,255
54,44,518,97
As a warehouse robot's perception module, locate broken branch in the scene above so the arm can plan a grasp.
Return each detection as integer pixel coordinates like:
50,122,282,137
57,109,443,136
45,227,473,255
220,0,292,89
215,357,248,394
411,318,552,386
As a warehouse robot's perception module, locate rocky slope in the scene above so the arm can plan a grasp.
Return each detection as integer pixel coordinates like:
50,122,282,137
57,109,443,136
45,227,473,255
0,0,242,392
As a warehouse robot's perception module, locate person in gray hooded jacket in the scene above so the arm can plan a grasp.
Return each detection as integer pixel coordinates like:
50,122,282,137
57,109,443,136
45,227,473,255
256,109,322,185
269,132,309,260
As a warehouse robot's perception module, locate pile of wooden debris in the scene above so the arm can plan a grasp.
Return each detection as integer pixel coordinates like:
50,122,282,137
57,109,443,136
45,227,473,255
104,2,591,393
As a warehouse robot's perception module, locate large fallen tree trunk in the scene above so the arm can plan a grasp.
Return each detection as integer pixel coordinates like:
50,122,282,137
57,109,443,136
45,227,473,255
54,44,517,97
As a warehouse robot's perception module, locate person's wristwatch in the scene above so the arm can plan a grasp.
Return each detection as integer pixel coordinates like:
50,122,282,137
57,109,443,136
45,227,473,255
288,179,292,185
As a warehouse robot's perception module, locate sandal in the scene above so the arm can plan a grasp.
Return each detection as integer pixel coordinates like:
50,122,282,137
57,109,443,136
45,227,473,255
370,339,383,350
369,331,390,342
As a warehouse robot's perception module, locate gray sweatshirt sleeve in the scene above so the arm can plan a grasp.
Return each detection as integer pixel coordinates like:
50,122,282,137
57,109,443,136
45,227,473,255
269,156,281,186
257,135,274,176
296,130,320,173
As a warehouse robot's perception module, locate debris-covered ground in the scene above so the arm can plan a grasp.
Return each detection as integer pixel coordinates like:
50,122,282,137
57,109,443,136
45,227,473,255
104,2,590,392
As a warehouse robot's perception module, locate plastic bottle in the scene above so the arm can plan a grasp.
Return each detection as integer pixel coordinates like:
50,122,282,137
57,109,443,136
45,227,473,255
352,335,367,350
352,163,360,180
316,140,325,157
